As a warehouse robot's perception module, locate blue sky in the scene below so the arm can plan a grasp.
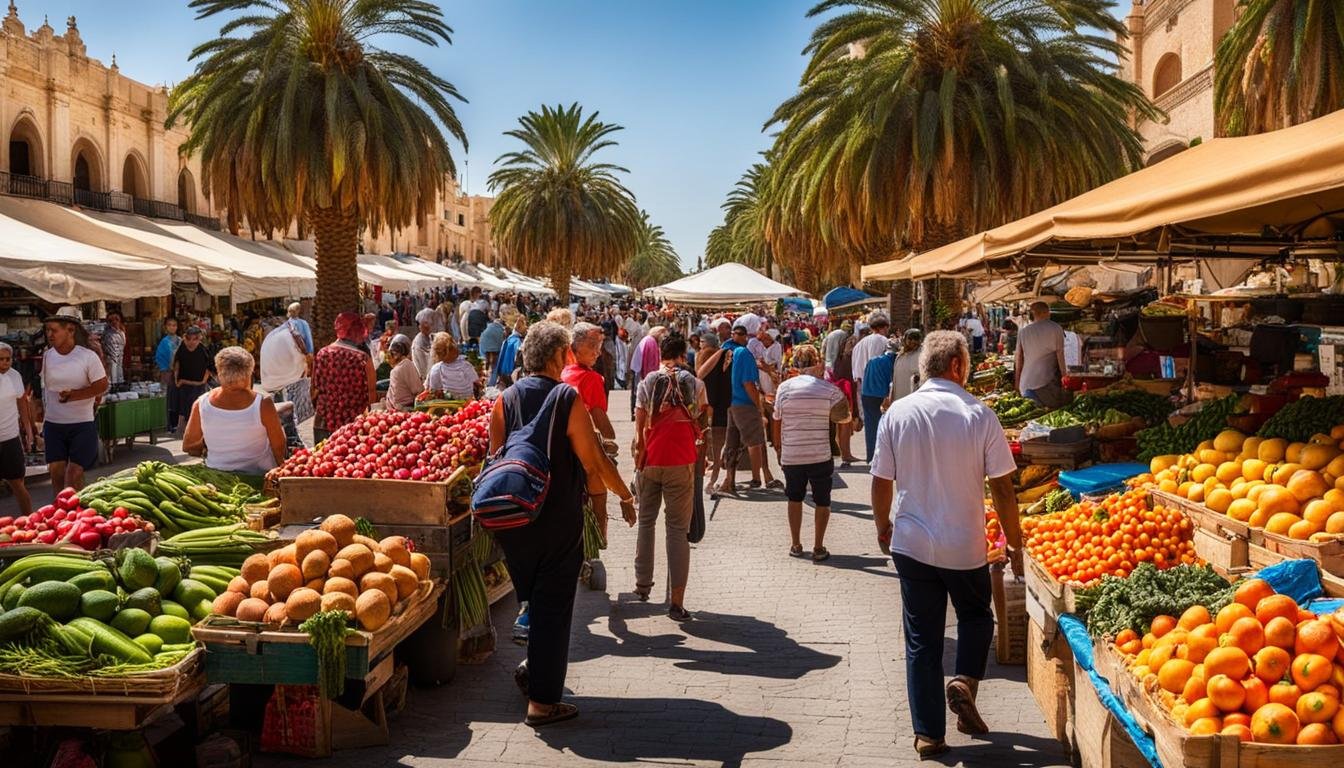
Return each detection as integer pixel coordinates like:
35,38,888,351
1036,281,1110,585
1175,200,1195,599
26,0,819,271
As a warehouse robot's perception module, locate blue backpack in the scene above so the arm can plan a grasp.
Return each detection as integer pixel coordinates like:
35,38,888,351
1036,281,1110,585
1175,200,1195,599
470,383,572,530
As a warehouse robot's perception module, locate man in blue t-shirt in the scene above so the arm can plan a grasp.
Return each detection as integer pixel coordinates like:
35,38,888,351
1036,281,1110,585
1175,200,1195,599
860,338,899,462
714,323,779,498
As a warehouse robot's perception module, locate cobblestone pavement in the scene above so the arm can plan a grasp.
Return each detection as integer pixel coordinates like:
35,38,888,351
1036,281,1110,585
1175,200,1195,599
247,390,1063,767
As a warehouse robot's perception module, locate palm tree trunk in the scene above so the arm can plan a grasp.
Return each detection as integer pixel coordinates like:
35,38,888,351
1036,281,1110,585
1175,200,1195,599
889,280,914,330
308,206,361,348
914,222,968,330
552,270,571,305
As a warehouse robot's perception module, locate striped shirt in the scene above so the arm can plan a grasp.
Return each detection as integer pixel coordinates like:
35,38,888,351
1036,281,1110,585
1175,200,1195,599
772,373,846,466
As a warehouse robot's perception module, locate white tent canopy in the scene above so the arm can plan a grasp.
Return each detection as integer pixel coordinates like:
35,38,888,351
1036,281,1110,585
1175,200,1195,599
647,263,807,306
356,254,438,292
0,211,171,303
148,222,318,299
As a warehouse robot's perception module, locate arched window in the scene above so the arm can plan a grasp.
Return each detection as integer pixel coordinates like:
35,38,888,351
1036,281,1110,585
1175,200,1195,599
121,153,148,198
71,139,103,192
1153,53,1182,98
8,116,44,177
177,168,197,214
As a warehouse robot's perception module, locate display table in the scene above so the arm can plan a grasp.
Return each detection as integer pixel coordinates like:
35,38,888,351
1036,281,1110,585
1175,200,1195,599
96,396,168,461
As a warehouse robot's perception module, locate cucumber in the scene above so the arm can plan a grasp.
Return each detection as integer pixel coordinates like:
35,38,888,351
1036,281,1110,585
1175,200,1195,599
133,633,164,655
66,617,153,664
148,615,192,644
1,584,24,611
79,589,120,622
110,608,152,637
17,581,82,621
69,570,117,594
159,600,190,621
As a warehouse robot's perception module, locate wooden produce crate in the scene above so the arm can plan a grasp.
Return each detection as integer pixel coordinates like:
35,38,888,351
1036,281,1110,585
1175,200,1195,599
1020,437,1093,469
0,649,205,730
377,511,474,579
1027,617,1074,748
1024,553,1078,631
1151,489,1251,574
276,465,473,528
991,565,1027,665
1255,529,1344,576
193,583,444,686
1072,652,1147,768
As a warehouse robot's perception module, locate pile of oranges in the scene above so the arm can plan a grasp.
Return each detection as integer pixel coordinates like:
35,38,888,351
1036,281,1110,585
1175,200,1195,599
1116,578,1344,744
1023,488,1197,587
985,503,1005,562
1147,428,1344,541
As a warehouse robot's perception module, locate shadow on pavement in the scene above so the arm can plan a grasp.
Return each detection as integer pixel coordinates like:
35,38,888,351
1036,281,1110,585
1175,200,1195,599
817,499,872,520
818,553,896,578
533,695,793,767
927,731,1071,768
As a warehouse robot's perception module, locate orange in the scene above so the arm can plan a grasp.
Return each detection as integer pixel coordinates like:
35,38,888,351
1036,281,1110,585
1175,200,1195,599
1265,616,1297,649
1235,579,1276,611
1242,677,1269,713
1158,658,1197,694
1149,644,1177,670
1257,594,1301,627
1298,690,1341,724
1269,680,1304,707
1224,711,1252,728
1189,717,1222,735
1259,438,1288,463
1150,615,1177,638
1254,646,1292,685
1332,706,1344,742
1179,605,1212,631
1301,444,1340,471
1297,619,1341,658
1294,653,1335,691
1242,459,1269,482
1257,486,1301,517
1327,511,1344,534
1181,627,1219,663
1207,674,1246,713
1182,675,1207,703
1227,498,1257,521
1252,702,1301,744
1266,512,1304,535
1223,616,1265,656
1222,723,1254,742
1288,469,1331,502
1298,722,1338,744
1304,499,1337,527
1290,519,1322,539
1216,603,1254,634
1277,460,1305,483
1203,646,1251,680
1184,697,1220,726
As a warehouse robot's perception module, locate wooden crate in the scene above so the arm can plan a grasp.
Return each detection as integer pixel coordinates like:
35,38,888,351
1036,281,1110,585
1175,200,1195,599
1072,654,1147,768
1027,617,1074,747
278,477,456,526
1024,553,1078,630
1021,437,1093,469
193,583,444,686
992,565,1027,665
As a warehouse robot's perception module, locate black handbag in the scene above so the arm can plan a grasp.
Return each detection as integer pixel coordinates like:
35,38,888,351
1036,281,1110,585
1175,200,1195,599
689,465,706,543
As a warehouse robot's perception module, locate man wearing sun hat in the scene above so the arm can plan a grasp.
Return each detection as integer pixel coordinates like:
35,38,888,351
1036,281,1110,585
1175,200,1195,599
41,307,107,491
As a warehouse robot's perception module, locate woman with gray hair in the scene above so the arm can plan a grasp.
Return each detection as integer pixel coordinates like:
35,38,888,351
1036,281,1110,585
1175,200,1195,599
487,321,638,728
182,346,286,476
384,338,421,411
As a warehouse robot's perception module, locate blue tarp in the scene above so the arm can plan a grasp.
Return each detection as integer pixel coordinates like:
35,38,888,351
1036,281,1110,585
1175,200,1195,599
780,296,814,312
823,286,877,309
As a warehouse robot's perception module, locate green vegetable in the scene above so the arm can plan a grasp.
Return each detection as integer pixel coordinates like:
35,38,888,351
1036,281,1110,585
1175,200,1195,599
1074,563,1235,638
110,608,152,637
172,579,215,609
123,587,162,617
0,606,48,643
147,615,192,644
17,581,82,621
1037,410,1083,428
1065,390,1171,426
300,611,352,699
0,554,107,603
69,570,117,594
159,600,190,621
1043,488,1074,514
117,549,159,592
1258,395,1344,443
66,617,154,664
133,633,164,655
79,590,120,622
1,584,25,611
153,557,182,597
1136,395,1240,461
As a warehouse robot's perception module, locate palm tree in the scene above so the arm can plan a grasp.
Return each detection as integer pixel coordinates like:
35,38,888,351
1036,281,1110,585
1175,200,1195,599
488,103,643,301
167,0,466,344
1214,0,1344,137
704,164,771,271
768,0,1158,259
624,212,683,290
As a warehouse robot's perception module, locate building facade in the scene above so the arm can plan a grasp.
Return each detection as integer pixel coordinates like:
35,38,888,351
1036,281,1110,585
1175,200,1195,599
1118,0,1238,164
357,175,498,266
0,4,214,220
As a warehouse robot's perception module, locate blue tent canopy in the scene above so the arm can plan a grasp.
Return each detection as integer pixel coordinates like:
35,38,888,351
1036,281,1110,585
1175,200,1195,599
823,286,879,310
779,296,814,312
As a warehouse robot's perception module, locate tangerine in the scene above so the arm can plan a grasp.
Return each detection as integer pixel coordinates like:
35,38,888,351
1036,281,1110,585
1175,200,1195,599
1203,646,1251,680
1251,702,1301,744
1207,674,1246,713
1269,680,1304,707
1264,616,1297,649
1242,677,1269,713
1184,697,1220,726
1215,603,1254,634
1298,722,1338,744
1158,658,1197,694
1254,646,1292,685
1256,594,1301,627
1294,653,1335,691
1298,690,1341,724
1224,616,1265,656
1150,615,1178,638
1221,723,1254,742
1179,605,1212,631
1189,717,1222,735
1297,619,1341,658
1235,579,1276,611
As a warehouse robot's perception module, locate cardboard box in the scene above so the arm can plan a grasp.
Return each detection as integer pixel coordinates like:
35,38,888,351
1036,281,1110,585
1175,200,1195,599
991,566,1027,665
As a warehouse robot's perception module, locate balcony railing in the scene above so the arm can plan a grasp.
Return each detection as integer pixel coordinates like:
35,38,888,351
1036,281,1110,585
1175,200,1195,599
0,168,221,230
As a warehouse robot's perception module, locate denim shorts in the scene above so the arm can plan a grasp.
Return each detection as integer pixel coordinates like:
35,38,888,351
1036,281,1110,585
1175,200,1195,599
43,421,99,470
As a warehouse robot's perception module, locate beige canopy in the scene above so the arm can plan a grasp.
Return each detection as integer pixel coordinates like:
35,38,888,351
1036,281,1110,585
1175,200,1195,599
0,209,170,303
863,109,1344,282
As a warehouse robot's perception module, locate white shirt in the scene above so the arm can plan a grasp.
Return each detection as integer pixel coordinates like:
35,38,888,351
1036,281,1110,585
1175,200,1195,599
747,338,783,395
199,391,277,475
773,374,846,466
0,368,24,441
849,331,889,383
889,352,921,401
42,345,106,424
1064,331,1082,369
871,377,1017,570
426,358,479,398
411,333,433,380
1017,319,1066,392
960,317,985,338
259,321,308,393
823,329,848,367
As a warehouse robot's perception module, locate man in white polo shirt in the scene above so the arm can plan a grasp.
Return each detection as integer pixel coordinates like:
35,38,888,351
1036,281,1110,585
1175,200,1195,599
870,330,1023,760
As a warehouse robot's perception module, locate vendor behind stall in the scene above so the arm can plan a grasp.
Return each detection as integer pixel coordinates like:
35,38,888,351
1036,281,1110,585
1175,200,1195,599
173,327,215,431
1014,302,1068,408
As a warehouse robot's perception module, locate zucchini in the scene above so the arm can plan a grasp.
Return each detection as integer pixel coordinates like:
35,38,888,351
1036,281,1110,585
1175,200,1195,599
66,617,153,664
1,584,25,611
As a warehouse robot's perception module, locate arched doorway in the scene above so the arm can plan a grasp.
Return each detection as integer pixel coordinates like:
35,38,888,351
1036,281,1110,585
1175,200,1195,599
1152,53,1182,99
121,153,148,198
8,115,44,177
177,168,197,214
71,139,103,192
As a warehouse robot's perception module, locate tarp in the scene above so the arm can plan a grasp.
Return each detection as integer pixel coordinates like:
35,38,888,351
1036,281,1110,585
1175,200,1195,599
357,254,437,292
497,267,556,296
566,277,615,299
863,109,1344,282
647,263,807,306
0,210,171,303
138,222,317,299
822,286,881,310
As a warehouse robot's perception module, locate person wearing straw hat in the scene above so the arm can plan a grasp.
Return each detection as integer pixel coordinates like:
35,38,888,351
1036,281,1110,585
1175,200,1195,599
40,308,107,490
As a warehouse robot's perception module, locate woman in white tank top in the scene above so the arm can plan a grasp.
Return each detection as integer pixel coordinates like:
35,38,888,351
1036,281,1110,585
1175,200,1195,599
182,347,287,476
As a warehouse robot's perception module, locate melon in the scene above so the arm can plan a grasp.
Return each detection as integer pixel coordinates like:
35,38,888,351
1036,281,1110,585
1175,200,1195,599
355,589,391,631
236,598,269,622
319,514,356,548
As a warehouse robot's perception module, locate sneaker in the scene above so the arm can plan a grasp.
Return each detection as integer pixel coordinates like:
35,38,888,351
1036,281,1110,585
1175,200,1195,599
512,603,530,646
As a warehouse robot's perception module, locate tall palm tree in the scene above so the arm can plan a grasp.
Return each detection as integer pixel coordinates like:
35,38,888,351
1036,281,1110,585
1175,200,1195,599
768,0,1158,259
167,0,466,344
704,164,772,271
488,103,643,301
1214,0,1344,137
624,211,683,290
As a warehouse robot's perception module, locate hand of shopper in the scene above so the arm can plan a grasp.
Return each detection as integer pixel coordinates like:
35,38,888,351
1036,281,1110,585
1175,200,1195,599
58,389,72,403
619,495,637,526
875,517,892,554
1008,547,1024,580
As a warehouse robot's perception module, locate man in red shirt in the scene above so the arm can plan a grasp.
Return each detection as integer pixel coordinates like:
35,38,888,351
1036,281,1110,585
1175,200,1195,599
563,323,616,538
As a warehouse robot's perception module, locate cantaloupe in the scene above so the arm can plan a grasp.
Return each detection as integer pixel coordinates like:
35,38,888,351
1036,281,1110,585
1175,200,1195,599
389,565,418,600
267,544,298,568
360,572,398,606
304,578,325,592
353,534,383,554
212,591,245,617
228,576,250,594
323,577,358,597
373,552,394,574
301,550,331,581
295,529,339,563
321,591,356,617
285,588,322,622
250,580,271,601
319,514,356,548
236,598,269,622
380,536,411,568
408,553,430,580
263,601,288,625
267,563,302,601
335,544,374,576
328,559,355,580
355,589,390,631
241,554,270,584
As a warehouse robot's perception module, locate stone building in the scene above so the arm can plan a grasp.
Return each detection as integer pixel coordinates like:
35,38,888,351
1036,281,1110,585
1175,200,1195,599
0,4,215,221
358,175,499,266
1118,0,1238,164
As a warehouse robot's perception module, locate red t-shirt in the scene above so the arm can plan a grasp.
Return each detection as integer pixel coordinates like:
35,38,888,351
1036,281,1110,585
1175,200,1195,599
562,363,607,414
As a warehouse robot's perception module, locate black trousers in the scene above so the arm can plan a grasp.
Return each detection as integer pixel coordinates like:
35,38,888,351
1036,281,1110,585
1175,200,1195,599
495,517,584,705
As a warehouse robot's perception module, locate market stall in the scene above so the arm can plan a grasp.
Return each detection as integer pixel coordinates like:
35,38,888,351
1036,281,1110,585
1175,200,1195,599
647,262,808,306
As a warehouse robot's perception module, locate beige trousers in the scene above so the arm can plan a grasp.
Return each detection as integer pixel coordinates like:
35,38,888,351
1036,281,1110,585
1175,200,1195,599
635,463,695,593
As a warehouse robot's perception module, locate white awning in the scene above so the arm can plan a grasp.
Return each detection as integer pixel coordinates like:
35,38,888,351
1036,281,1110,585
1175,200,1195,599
0,210,170,303
647,263,807,306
